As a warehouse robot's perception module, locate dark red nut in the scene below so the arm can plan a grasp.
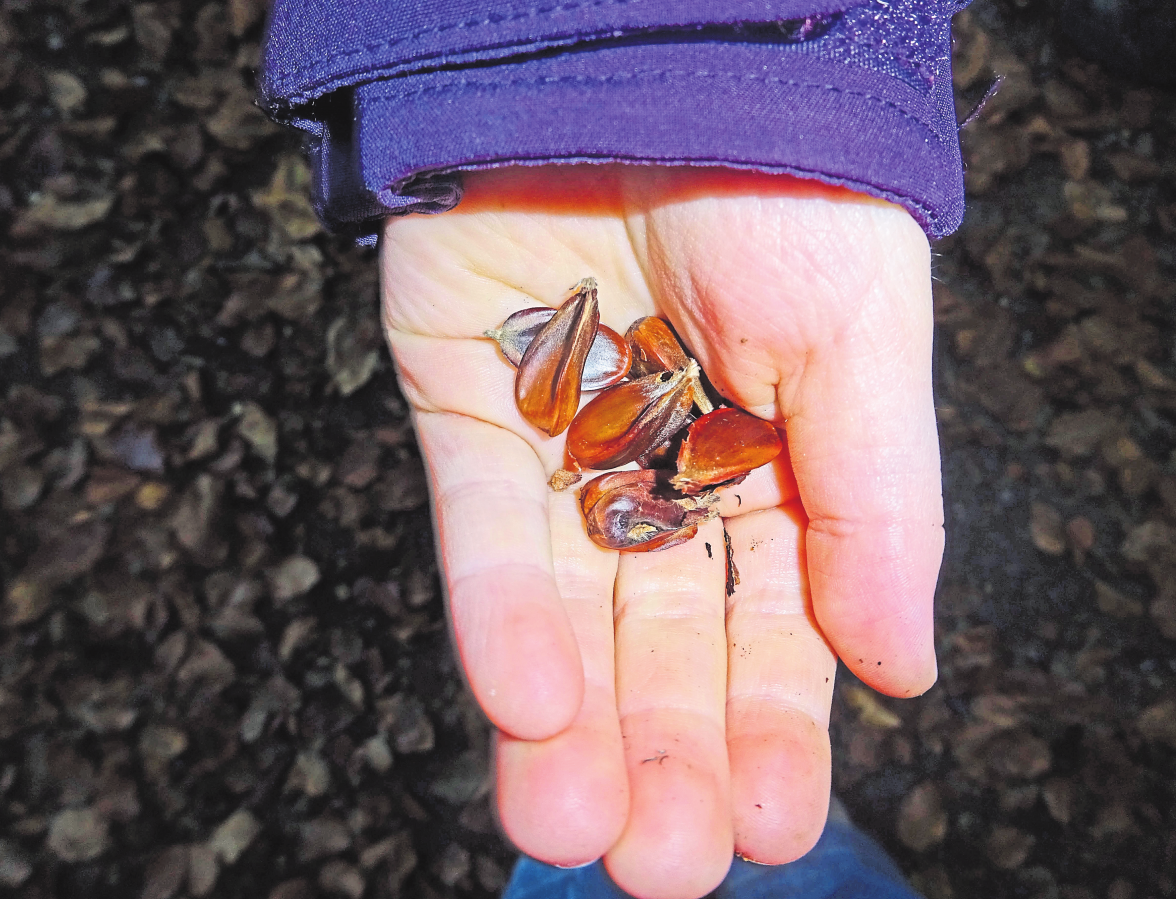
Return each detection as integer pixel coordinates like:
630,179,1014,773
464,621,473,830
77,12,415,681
670,407,784,495
566,362,698,470
580,470,719,552
514,279,599,437
487,306,631,390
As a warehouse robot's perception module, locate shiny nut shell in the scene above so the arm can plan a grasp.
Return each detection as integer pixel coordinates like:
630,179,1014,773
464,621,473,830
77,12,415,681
670,407,784,494
514,280,599,437
625,316,690,377
567,362,698,470
487,306,631,390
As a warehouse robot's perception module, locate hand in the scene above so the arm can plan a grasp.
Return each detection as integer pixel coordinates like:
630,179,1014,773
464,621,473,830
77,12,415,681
379,165,942,899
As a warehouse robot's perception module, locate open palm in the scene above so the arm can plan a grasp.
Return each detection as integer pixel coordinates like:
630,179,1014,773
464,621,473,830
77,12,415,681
380,165,942,899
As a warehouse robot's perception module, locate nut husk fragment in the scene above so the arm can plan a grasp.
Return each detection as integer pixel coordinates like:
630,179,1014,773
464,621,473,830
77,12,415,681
723,528,740,597
548,469,582,491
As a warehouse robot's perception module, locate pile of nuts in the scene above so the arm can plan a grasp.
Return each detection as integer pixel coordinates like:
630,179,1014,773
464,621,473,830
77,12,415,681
486,278,783,553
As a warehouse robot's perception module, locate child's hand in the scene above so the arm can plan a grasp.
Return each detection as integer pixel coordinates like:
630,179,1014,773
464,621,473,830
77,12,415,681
380,165,942,899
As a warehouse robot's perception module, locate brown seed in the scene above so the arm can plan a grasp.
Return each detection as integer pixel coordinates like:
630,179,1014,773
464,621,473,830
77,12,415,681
626,317,690,376
486,307,631,390
567,362,699,470
580,470,718,552
625,316,713,413
514,279,599,436
671,407,783,495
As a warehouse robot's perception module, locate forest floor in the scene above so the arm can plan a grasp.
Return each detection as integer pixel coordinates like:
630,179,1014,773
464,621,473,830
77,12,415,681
1,1,1173,897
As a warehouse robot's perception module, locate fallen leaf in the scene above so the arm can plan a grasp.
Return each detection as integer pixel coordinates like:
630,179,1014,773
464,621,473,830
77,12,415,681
237,402,278,465
843,685,902,729
209,809,261,865
326,316,379,397
267,555,320,603
11,193,115,236
250,154,321,241
897,782,948,851
1030,502,1066,555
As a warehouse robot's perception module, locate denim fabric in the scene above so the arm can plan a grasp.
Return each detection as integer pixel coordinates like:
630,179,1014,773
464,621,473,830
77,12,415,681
503,820,924,899
259,1,971,244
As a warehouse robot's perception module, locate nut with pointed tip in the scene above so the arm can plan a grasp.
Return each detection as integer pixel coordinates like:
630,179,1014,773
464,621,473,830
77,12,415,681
486,307,631,390
514,279,599,436
626,316,690,376
580,470,719,552
670,407,784,495
567,362,699,470
626,316,713,414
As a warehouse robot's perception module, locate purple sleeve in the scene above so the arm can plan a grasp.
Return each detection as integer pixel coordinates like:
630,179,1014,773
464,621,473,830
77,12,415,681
259,1,971,244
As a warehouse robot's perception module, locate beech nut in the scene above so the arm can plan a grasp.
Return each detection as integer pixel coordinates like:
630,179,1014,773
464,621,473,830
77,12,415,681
625,316,691,376
626,316,713,414
487,306,631,391
514,278,600,437
671,407,784,494
580,470,719,553
493,281,787,556
566,362,699,470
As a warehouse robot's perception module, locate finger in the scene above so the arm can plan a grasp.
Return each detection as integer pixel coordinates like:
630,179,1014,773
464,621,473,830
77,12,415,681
388,329,653,474
495,490,628,866
787,220,942,697
625,178,941,697
414,411,583,740
723,505,835,864
605,518,732,899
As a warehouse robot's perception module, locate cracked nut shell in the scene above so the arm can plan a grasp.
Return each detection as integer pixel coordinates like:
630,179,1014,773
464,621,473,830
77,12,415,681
580,470,719,552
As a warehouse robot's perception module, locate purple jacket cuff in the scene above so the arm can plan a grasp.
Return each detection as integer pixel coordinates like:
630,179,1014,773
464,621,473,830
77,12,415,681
259,2,970,243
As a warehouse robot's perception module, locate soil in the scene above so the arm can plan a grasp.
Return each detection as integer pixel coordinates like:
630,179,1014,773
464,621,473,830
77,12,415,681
0,1,1173,898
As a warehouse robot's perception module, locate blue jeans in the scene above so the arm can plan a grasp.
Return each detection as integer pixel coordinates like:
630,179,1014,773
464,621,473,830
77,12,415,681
503,818,921,899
